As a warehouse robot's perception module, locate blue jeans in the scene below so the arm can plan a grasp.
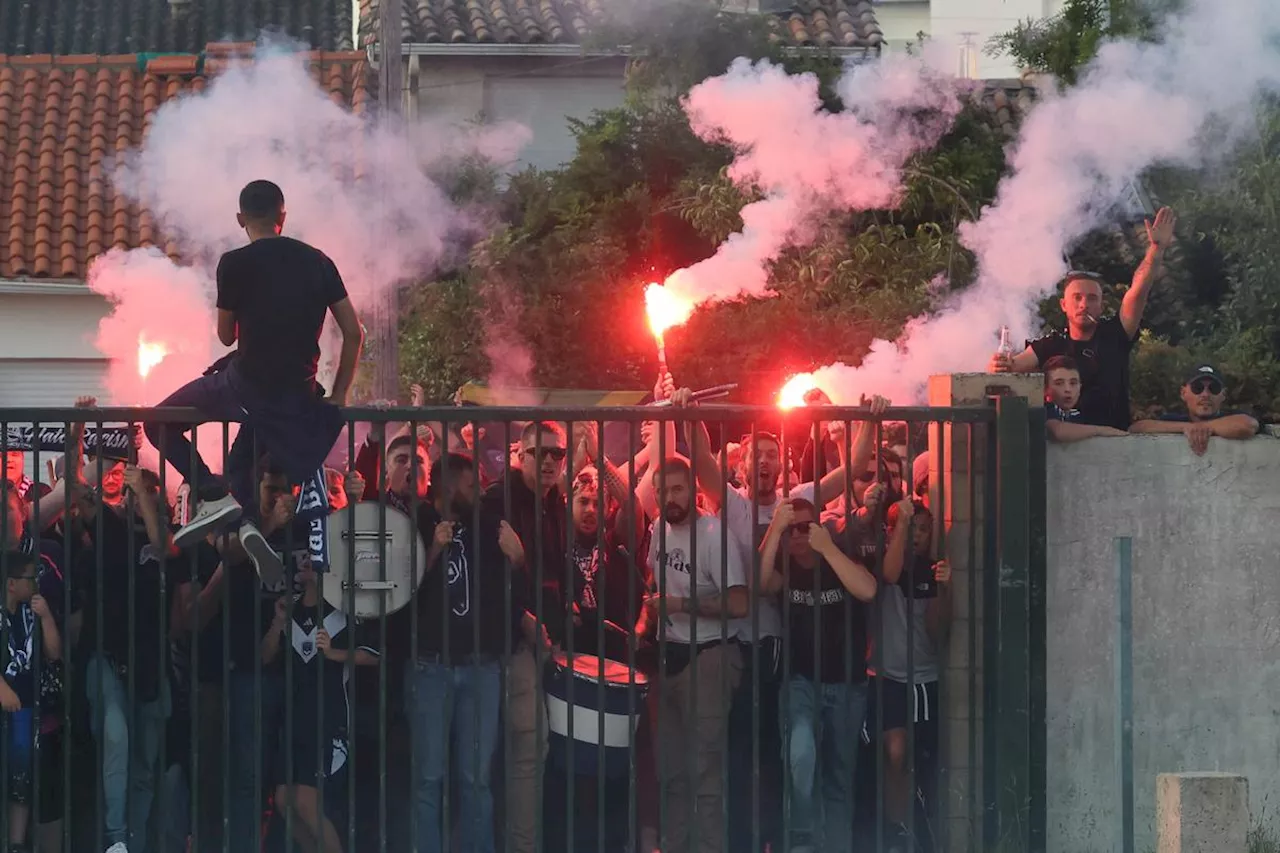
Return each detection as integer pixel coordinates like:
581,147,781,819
781,677,866,853
143,366,254,506
406,659,501,853
86,656,172,853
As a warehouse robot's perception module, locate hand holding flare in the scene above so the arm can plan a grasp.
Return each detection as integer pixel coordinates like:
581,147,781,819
644,283,694,374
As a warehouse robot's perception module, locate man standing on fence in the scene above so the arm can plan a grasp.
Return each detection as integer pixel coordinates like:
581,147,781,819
146,180,363,584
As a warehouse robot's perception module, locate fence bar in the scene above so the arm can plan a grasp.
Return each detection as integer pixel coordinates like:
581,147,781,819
1115,536,1135,853
990,394,1032,852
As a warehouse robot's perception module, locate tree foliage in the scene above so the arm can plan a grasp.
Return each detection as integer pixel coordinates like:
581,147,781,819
993,0,1280,420
399,0,1009,404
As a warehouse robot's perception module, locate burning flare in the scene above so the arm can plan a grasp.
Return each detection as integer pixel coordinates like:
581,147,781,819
644,283,695,340
137,337,169,379
777,374,820,410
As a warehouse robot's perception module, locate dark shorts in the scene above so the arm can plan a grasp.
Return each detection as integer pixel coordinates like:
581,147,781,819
8,724,65,821
864,678,939,751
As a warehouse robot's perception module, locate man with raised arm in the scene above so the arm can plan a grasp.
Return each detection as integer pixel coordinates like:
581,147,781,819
991,207,1177,431
146,180,363,584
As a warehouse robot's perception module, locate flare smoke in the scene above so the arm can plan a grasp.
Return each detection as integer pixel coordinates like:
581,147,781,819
661,46,966,307
803,0,1280,403
87,45,528,408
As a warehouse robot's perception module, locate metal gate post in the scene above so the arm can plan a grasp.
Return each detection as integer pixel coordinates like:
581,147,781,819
985,395,1033,853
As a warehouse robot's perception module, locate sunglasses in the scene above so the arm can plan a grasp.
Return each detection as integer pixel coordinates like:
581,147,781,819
523,446,567,462
1188,379,1223,395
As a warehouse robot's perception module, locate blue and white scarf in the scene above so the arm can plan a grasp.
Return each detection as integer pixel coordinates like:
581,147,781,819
295,469,331,572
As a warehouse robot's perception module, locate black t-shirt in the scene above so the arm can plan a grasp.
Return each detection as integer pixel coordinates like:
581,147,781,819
782,546,868,684
1,603,36,706
75,508,180,702
274,598,378,737
1159,410,1263,433
567,526,648,659
1045,403,1082,423
167,541,225,688
1030,316,1135,430
215,236,348,392
219,533,311,676
407,504,527,660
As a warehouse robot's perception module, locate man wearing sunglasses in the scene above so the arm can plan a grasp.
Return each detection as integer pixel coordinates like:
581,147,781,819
990,207,1177,431
480,420,568,853
1130,364,1261,455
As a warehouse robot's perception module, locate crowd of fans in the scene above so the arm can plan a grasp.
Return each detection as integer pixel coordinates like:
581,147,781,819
0,186,1267,853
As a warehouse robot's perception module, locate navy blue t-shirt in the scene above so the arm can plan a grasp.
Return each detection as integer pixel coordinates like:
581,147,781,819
1045,403,1082,423
1158,410,1263,433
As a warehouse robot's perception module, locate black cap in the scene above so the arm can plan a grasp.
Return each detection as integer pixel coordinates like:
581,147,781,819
1185,364,1224,387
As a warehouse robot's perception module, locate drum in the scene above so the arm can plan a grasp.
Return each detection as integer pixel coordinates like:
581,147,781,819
544,653,648,779
323,501,426,620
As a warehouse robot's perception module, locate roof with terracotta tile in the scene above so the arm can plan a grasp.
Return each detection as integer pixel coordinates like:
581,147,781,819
0,0,354,55
0,47,372,281
358,0,884,50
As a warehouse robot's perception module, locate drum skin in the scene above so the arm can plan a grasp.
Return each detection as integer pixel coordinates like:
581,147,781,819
323,501,427,620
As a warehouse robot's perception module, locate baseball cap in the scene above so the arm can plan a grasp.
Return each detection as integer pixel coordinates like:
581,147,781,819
1185,364,1224,387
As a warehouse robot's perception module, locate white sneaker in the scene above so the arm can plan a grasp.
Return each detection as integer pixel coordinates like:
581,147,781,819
173,494,242,548
105,842,129,853
239,521,285,587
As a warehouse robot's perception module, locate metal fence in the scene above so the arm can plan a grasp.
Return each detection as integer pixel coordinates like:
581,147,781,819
0,400,1045,853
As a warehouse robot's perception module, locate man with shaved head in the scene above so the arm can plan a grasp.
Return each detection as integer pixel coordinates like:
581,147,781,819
991,206,1177,431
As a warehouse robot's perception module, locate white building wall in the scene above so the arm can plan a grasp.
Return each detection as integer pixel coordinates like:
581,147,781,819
413,55,628,173
927,0,1066,77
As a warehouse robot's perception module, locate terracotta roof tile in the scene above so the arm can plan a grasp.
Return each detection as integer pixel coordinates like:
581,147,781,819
360,0,883,50
0,1,354,55
0,48,373,282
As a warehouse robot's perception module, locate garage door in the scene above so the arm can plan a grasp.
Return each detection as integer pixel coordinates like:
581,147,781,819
0,358,109,408
487,75,626,172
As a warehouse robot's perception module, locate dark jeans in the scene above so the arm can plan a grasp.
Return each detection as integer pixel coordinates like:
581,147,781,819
728,637,783,853
143,366,254,508
227,669,285,852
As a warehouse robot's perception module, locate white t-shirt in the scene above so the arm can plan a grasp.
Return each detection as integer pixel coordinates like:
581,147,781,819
721,482,818,641
647,513,747,645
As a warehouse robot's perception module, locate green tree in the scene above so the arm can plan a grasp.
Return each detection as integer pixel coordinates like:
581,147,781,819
400,0,1009,404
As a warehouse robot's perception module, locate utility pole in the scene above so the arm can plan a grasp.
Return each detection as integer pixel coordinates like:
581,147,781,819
373,0,404,401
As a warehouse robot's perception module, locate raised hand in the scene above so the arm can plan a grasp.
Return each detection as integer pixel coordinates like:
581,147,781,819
1146,207,1176,249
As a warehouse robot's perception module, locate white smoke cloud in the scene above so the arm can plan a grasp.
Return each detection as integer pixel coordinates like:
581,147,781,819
802,0,1280,404
662,44,968,307
88,44,528,408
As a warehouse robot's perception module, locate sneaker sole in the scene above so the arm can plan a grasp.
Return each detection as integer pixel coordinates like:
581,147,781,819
173,502,242,549
242,529,285,587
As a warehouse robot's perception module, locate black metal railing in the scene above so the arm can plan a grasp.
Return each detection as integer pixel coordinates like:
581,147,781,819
0,402,1043,853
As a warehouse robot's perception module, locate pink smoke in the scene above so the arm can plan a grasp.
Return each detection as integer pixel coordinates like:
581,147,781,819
799,0,1280,404
87,43,527,479
662,47,966,307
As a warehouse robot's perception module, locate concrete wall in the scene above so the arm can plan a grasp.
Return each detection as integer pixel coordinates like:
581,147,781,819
1046,434,1280,852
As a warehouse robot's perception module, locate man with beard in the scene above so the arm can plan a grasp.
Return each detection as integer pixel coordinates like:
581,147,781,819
74,465,180,853
676,387,888,852
1130,364,1261,455
480,421,568,853
405,452,525,853
639,456,748,853
991,207,1177,430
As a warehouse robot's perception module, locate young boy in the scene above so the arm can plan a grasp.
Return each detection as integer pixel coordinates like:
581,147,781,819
260,554,379,853
0,549,62,853
866,499,950,853
1043,355,1128,442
